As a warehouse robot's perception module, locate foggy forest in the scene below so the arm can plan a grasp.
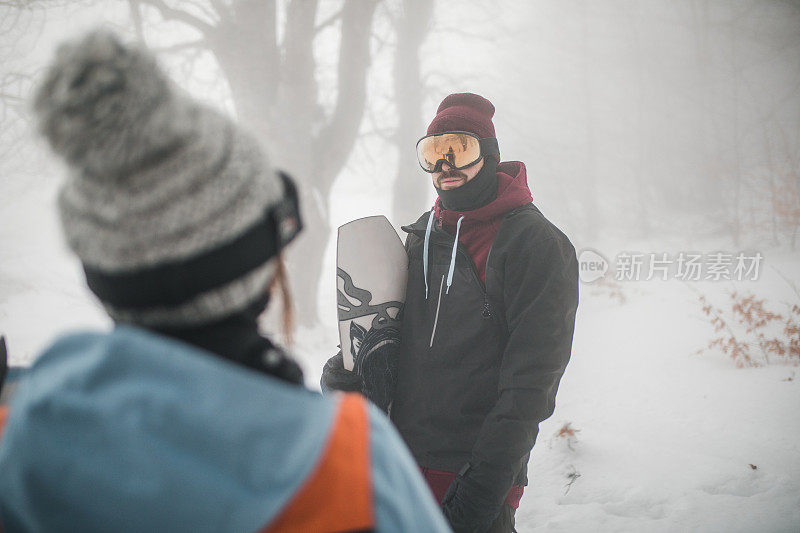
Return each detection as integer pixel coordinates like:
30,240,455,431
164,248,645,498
1,1,799,531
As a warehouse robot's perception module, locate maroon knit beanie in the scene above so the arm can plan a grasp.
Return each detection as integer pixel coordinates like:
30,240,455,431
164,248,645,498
426,93,496,139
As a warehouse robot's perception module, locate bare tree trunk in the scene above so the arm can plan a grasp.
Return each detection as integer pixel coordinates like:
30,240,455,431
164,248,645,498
269,0,323,328
292,0,378,326
391,0,433,227
274,0,320,173
208,1,280,144
133,0,378,326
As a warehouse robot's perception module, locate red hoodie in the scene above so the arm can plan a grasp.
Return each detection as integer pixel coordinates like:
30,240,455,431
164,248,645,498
433,161,533,283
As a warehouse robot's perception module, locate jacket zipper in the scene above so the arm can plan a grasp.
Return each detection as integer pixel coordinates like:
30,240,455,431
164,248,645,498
457,247,494,320
425,228,495,345
412,210,518,327
429,244,495,328
482,245,494,319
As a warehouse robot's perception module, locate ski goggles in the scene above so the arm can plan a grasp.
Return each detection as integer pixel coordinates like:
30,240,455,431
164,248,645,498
416,131,499,173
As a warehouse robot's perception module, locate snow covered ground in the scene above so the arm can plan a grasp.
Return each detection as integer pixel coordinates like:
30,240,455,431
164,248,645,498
289,244,800,532
1,170,799,531
520,271,800,532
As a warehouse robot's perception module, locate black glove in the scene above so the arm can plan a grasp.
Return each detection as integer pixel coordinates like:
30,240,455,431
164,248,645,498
320,351,363,395
320,346,396,413
441,463,509,533
357,333,397,414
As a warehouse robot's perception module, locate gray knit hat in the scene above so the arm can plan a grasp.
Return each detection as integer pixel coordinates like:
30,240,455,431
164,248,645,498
33,30,301,327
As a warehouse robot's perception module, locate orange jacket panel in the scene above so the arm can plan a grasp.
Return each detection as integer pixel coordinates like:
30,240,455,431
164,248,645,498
264,393,374,532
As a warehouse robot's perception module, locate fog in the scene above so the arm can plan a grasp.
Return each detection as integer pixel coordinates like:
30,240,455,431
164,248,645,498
3,1,798,324
1,3,798,360
1,1,800,531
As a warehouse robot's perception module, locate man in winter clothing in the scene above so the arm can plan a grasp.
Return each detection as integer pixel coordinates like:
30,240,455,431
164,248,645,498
324,93,579,532
399,92,581,532
404,93,579,532
0,31,449,533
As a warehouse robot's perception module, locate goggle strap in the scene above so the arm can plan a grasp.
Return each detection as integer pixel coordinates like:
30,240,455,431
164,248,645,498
479,137,500,157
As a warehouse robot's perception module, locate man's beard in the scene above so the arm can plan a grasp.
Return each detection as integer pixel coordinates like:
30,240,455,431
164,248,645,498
436,156,498,211
436,170,468,188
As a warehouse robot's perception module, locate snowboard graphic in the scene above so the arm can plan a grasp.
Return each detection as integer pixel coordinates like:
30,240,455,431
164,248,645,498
337,216,407,372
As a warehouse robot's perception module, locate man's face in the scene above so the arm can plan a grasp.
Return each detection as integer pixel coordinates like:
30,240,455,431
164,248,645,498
432,157,484,190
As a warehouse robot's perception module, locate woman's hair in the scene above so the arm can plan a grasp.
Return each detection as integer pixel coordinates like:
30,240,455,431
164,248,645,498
270,254,295,345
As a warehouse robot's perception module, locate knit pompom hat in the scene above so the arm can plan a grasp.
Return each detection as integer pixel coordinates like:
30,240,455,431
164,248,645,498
426,93,496,139
33,30,300,327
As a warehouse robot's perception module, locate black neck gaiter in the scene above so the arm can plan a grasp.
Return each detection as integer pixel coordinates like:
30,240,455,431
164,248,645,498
152,294,304,385
435,157,498,211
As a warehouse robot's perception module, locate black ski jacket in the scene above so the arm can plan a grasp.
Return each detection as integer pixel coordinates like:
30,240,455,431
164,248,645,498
390,202,579,490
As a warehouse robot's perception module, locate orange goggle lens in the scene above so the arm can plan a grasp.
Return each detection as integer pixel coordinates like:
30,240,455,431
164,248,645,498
416,132,482,173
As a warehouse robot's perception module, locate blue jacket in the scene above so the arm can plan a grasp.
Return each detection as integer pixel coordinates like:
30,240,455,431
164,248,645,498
0,326,449,532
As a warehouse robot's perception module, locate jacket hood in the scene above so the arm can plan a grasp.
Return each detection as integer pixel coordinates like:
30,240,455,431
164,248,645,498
434,161,533,227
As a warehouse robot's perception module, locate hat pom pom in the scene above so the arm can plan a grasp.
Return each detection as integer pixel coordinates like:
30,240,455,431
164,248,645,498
33,29,180,178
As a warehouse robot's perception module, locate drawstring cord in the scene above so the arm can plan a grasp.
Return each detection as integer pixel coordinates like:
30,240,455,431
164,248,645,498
423,208,435,299
429,275,445,347
446,216,464,294
423,211,464,347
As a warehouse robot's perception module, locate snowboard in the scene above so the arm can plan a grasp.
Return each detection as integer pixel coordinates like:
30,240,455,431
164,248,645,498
336,216,407,372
